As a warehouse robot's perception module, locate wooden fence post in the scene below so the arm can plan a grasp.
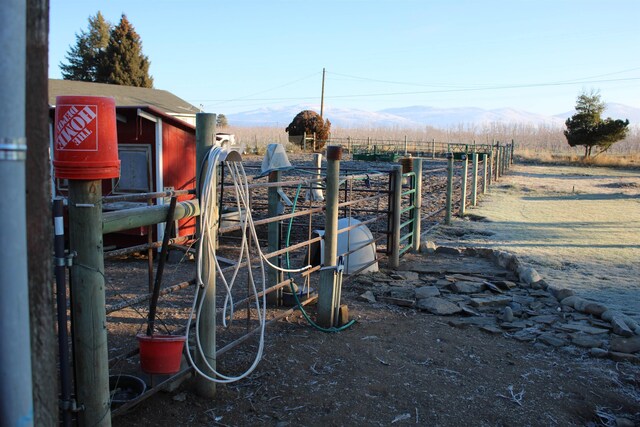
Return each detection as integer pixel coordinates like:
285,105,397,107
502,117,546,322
68,180,111,426
317,146,342,327
195,112,217,398
445,153,454,225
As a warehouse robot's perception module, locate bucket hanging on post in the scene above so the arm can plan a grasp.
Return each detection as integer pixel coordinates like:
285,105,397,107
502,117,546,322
53,95,120,180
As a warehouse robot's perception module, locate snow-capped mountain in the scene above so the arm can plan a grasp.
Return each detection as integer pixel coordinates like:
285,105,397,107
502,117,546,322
226,103,640,129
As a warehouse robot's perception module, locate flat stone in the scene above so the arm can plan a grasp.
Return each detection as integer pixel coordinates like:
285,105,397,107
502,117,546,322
512,295,535,305
480,325,503,334
359,291,376,303
450,281,486,294
601,309,618,322
448,317,496,328
560,295,583,308
458,304,482,317
416,297,463,315
483,281,504,294
538,333,567,347
518,266,542,285
419,240,437,254
610,335,640,354
446,273,486,283
512,328,541,342
570,333,604,349
590,348,609,358
583,302,608,317
550,287,575,301
435,246,461,256
587,318,612,329
377,296,415,308
415,286,441,299
529,290,551,298
494,280,517,290
502,306,514,322
470,295,512,308
390,271,420,281
435,279,451,287
608,351,640,364
611,316,634,337
531,279,549,290
529,314,559,325
390,288,416,300
500,320,530,330
557,322,609,335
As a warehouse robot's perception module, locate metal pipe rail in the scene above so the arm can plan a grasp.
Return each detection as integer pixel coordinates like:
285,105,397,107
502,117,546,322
103,189,194,203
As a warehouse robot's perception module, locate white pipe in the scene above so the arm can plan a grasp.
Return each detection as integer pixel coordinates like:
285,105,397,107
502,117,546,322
0,0,34,425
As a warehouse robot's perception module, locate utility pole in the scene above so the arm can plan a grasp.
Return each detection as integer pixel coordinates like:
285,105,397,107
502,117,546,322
320,67,326,119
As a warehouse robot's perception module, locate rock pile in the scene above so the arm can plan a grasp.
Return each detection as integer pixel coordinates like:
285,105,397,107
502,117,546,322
354,245,640,364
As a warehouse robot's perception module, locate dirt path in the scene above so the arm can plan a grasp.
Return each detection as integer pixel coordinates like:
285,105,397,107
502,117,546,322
434,163,640,321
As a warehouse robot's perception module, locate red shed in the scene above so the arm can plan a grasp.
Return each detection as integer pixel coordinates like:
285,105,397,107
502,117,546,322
49,79,200,247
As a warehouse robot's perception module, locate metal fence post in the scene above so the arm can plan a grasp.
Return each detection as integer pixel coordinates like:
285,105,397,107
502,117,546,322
411,158,422,251
195,112,217,398
495,142,501,180
389,164,403,268
482,153,488,194
318,146,342,327
460,154,468,217
267,170,283,306
471,152,478,206
445,153,454,225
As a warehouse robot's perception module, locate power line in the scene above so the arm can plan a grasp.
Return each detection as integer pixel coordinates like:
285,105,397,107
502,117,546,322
196,76,640,104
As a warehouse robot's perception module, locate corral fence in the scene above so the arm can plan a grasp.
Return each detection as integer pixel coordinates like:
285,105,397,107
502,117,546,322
53,115,514,424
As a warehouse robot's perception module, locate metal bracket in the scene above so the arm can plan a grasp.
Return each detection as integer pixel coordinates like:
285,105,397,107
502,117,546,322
65,251,76,267
60,398,84,413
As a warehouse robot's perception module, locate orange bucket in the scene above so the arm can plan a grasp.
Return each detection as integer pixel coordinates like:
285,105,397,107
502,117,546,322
53,95,120,180
137,334,186,375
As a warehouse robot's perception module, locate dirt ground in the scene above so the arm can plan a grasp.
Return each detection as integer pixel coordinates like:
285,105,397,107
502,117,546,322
108,161,640,426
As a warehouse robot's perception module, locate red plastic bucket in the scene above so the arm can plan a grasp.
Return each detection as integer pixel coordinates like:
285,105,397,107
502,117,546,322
137,334,186,375
53,95,120,180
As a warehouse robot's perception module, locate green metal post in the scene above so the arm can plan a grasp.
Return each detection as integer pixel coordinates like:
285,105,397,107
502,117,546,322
495,143,501,180
488,148,494,187
389,164,402,268
482,153,488,194
460,154,468,217
68,180,111,426
267,170,283,306
411,158,422,251
445,153,454,225
318,146,342,327
471,152,478,206
195,112,217,397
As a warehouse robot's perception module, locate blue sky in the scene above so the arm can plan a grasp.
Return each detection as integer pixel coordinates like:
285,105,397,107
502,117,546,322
49,0,640,116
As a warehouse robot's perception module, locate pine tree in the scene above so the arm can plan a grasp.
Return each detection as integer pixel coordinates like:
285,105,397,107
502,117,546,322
98,14,153,88
564,91,629,157
217,114,229,128
60,12,111,81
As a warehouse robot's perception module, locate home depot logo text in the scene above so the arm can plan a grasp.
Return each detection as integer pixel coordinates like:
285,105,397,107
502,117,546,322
55,105,98,150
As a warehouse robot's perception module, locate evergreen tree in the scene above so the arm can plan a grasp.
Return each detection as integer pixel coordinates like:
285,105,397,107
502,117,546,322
217,114,229,128
60,12,111,81
564,91,629,157
97,14,153,88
